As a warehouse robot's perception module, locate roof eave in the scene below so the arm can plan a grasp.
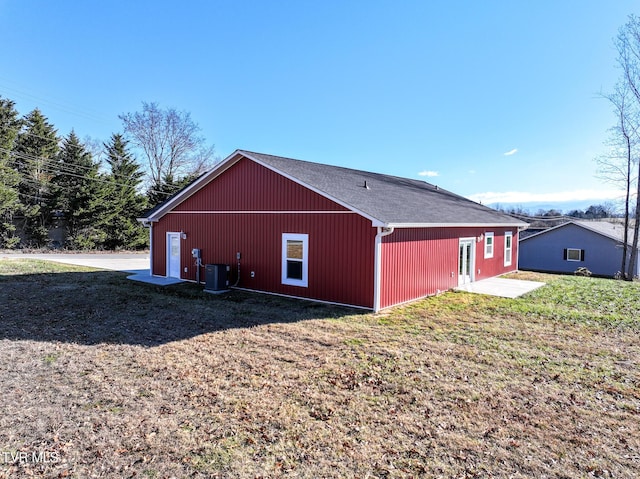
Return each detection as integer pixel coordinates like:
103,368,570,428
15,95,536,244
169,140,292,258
574,220,634,245
135,149,531,231
385,222,529,229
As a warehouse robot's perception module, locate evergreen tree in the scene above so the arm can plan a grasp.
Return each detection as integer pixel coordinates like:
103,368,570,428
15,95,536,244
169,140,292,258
13,108,59,247
100,133,148,249
50,131,105,249
147,172,198,208
0,96,22,248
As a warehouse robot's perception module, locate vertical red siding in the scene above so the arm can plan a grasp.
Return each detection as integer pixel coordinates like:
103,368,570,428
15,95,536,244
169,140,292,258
379,227,519,309
152,159,376,308
480,228,519,278
151,157,520,310
174,159,346,212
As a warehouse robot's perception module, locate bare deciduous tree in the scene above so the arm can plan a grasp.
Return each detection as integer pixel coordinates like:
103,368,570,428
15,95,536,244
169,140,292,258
119,102,215,189
615,15,640,279
596,81,637,279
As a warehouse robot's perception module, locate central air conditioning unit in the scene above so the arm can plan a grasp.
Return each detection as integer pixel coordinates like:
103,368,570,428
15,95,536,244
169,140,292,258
204,264,230,293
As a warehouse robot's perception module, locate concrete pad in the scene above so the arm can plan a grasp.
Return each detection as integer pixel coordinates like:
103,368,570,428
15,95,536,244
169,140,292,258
454,277,545,298
126,272,184,286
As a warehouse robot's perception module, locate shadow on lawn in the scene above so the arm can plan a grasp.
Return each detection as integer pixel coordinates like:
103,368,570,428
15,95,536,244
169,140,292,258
0,270,358,346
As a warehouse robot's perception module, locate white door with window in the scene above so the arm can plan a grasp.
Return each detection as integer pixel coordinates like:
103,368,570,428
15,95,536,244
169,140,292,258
167,232,181,278
458,238,475,285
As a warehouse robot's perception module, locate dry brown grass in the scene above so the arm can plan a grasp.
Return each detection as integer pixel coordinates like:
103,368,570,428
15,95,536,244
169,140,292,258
0,260,638,478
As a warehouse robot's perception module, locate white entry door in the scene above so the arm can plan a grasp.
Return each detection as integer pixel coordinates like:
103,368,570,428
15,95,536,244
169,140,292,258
167,233,181,278
458,238,475,286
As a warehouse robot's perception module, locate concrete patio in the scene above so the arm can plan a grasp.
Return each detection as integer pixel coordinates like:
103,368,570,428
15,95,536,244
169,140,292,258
454,277,545,298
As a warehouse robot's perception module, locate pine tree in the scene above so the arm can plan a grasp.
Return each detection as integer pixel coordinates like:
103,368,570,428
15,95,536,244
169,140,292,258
13,108,59,247
50,131,105,249
100,133,148,250
0,96,22,248
147,172,199,208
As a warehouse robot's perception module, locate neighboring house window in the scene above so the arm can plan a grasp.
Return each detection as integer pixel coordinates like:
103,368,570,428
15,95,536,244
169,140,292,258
564,248,585,262
484,232,494,258
504,231,513,266
282,233,309,287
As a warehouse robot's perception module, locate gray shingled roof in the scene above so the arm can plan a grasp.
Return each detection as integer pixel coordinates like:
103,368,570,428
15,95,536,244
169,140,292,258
520,220,638,246
142,149,526,227
241,150,525,227
572,220,636,246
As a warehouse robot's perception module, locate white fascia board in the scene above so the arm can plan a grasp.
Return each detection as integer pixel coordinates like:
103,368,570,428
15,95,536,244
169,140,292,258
386,222,528,229
138,150,246,221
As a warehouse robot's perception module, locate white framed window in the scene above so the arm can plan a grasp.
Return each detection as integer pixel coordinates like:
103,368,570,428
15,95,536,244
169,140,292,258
484,232,494,258
282,233,308,287
504,231,513,266
565,248,584,262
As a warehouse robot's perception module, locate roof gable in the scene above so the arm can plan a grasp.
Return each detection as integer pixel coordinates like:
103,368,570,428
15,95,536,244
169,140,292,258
521,220,637,247
172,156,348,213
141,149,527,228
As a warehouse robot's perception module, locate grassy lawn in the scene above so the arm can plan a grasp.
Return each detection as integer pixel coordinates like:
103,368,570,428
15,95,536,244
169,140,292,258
0,260,638,478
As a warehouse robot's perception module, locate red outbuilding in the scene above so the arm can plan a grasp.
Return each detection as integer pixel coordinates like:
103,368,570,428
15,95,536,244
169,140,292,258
139,150,527,311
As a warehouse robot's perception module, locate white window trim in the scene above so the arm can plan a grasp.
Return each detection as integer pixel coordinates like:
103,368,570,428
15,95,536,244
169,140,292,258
566,248,582,262
484,232,494,259
282,233,309,287
504,231,513,267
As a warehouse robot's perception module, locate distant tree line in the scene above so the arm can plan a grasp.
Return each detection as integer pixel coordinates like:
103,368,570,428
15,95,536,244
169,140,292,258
497,203,622,229
0,97,215,249
566,204,622,220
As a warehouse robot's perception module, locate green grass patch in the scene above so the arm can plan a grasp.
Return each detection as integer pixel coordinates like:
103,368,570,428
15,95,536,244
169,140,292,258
0,260,638,478
501,275,640,328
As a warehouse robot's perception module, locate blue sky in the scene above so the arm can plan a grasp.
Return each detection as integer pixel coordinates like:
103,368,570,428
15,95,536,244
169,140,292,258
1,1,637,211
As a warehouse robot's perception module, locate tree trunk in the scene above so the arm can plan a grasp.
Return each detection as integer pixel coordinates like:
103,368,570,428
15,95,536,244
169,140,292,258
620,122,632,279
628,160,640,280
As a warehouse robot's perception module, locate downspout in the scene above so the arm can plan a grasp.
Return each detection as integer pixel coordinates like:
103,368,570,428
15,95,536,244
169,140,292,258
373,226,395,312
149,222,154,276
516,225,528,272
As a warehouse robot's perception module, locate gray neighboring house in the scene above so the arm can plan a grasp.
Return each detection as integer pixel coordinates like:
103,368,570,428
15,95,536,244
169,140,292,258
519,220,640,278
